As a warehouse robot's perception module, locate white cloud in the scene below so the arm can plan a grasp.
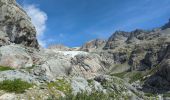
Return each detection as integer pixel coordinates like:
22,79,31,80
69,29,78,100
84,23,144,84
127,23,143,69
24,5,48,47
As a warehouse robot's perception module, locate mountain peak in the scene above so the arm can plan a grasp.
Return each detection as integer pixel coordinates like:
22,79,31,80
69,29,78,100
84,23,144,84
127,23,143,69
162,19,170,30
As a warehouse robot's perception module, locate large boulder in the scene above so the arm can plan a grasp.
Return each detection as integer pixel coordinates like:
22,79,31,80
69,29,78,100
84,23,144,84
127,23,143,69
0,0,38,48
0,70,38,83
0,44,33,68
0,93,16,100
71,77,92,94
32,49,72,80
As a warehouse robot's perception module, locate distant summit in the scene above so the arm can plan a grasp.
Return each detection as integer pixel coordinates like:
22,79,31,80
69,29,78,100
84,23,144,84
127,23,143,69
162,19,170,30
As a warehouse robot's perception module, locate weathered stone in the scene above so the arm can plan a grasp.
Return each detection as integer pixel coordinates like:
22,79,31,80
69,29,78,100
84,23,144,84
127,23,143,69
0,0,39,48
0,70,38,84
104,31,130,49
0,44,33,68
71,77,92,94
80,39,106,52
0,93,16,100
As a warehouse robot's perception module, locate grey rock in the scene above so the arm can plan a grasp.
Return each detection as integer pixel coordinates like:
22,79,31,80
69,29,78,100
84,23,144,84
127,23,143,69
126,29,150,44
80,39,106,52
0,44,33,68
0,70,38,84
0,93,17,100
32,49,72,80
162,19,170,30
71,53,106,79
0,0,39,48
104,31,130,49
71,77,92,94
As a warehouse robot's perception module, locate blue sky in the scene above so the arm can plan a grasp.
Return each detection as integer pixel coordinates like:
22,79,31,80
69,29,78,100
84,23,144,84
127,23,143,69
16,0,170,47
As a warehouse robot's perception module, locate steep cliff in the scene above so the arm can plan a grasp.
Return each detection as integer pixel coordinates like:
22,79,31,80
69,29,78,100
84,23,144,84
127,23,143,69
0,0,38,48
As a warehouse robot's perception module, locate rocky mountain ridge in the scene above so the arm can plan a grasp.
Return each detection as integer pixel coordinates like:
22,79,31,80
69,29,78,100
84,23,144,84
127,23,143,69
0,0,170,99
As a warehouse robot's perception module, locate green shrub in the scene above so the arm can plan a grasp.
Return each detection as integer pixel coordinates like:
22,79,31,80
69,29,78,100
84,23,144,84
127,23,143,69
59,91,108,100
129,72,143,83
0,66,14,71
0,79,33,93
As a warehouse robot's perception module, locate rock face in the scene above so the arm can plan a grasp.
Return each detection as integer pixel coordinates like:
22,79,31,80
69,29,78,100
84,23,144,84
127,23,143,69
0,0,38,48
80,39,106,52
162,19,170,30
33,49,72,80
104,31,130,49
71,53,106,78
31,49,106,80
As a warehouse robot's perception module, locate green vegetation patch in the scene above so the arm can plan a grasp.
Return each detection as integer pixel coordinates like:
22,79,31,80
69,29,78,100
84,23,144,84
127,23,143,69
58,91,132,100
163,93,170,97
87,79,93,85
129,72,143,83
48,79,72,95
111,71,128,78
0,66,14,71
144,93,156,97
0,79,33,93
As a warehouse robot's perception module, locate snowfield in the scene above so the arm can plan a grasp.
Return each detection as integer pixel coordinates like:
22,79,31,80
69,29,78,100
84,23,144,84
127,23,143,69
51,50,88,57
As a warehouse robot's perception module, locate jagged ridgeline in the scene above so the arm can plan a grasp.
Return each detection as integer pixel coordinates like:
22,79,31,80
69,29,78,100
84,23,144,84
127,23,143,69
0,0,170,99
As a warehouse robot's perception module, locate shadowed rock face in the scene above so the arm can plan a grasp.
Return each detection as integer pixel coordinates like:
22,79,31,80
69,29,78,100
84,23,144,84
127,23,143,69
104,31,130,49
0,0,39,48
162,19,170,30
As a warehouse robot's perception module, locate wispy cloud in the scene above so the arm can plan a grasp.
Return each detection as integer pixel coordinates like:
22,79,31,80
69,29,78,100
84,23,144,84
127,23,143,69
24,5,48,47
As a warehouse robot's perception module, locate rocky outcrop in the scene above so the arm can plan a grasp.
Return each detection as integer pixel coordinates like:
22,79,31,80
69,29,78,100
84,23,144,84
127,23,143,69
71,53,106,78
80,39,106,52
104,31,130,49
0,0,38,48
29,49,106,80
143,45,170,92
